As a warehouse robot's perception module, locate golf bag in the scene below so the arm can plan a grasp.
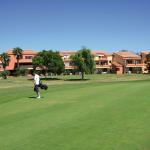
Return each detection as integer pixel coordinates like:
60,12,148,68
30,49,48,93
39,80,48,90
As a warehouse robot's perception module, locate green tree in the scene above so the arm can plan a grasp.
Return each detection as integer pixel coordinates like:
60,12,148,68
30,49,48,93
13,47,23,69
71,47,95,79
32,50,64,76
0,52,10,71
0,52,10,79
32,55,43,70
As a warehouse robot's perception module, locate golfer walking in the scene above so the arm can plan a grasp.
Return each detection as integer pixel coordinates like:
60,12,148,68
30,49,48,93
34,73,41,99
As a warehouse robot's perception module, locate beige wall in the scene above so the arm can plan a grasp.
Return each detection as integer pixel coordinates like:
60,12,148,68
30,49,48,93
107,55,112,66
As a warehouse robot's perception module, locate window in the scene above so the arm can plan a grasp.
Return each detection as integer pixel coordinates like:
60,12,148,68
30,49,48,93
25,56,33,59
101,61,108,65
69,62,74,66
116,68,120,71
64,55,69,60
65,62,69,66
135,60,141,64
126,60,133,64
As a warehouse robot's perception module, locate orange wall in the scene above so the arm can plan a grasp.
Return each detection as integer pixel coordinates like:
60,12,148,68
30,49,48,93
0,50,37,71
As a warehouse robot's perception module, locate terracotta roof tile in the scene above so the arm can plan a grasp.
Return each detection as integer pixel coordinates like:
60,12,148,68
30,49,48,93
92,50,110,56
112,62,122,67
114,51,141,59
60,51,76,54
6,49,38,55
141,51,150,54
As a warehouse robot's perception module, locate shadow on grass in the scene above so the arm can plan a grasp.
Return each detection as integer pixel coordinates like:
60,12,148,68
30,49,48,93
64,79,90,81
27,76,90,81
28,77,61,81
28,96,44,99
28,96,37,99
41,77,61,81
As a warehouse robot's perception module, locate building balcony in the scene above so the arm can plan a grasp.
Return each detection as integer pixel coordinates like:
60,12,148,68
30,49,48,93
65,66,77,70
19,65,33,69
63,58,71,62
94,58,108,61
96,64,111,69
17,59,33,63
126,63,144,67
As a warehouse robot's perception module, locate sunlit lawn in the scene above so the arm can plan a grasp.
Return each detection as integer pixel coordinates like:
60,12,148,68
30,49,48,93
0,74,150,150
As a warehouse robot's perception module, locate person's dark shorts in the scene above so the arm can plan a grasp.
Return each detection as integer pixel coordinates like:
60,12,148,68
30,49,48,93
34,85,39,92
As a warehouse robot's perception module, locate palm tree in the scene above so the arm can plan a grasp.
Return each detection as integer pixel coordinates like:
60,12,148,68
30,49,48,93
13,47,23,68
0,52,10,71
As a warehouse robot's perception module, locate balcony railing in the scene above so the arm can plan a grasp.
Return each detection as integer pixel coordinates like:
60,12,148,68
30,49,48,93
63,58,71,61
96,64,111,68
65,66,77,69
94,58,107,61
126,63,144,67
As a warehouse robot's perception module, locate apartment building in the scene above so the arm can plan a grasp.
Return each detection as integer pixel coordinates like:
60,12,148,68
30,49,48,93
140,51,150,73
59,50,112,73
0,50,77,73
60,51,76,70
112,51,144,74
92,51,112,73
1,49,149,74
1,49,38,72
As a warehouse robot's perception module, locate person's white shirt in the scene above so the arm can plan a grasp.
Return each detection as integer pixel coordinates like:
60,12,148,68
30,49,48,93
34,74,40,85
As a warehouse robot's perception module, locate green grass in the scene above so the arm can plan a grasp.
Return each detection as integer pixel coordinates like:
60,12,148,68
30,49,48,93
0,74,150,150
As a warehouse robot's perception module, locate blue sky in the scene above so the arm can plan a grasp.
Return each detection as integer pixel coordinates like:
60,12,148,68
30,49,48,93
0,0,150,53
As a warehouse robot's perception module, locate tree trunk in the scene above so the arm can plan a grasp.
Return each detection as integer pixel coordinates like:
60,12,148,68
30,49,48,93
81,72,84,80
17,59,19,68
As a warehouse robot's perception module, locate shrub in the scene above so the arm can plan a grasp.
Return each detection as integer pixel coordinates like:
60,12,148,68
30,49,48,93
0,70,10,79
13,68,29,76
